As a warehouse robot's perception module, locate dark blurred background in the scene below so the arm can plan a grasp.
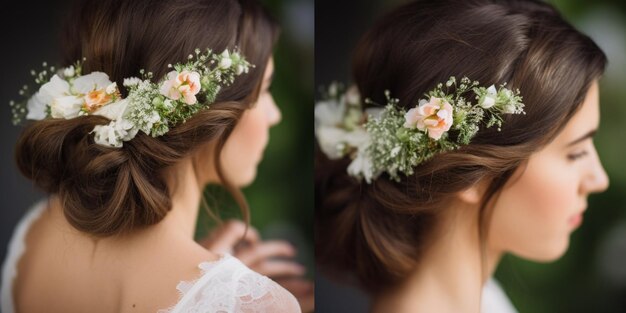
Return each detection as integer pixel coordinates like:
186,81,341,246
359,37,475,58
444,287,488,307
0,0,314,294
315,0,626,312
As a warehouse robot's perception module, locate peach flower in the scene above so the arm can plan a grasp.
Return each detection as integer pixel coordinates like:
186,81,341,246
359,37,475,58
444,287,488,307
404,97,454,140
160,70,202,105
84,89,113,111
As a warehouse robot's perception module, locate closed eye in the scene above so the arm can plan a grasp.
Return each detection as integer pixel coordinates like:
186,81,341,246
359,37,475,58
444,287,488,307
567,150,589,161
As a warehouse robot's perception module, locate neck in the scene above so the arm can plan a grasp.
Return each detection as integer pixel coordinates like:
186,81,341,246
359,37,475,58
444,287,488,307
159,157,204,240
374,202,503,313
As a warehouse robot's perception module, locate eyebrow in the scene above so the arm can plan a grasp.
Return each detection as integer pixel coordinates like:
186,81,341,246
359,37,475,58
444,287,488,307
567,129,597,146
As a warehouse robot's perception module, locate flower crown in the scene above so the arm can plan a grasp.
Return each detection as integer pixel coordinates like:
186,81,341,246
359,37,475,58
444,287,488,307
314,77,525,183
9,48,252,147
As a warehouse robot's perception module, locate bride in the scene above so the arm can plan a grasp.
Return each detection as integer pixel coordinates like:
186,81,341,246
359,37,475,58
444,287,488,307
1,0,308,312
315,0,609,312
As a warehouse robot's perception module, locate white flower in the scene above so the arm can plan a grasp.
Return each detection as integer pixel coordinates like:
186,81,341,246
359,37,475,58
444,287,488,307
72,72,113,94
38,75,71,105
63,65,75,78
345,86,360,106
316,126,369,161
345,132,376,183
235,64,245,75
92,123,119,147
163,99,174,111
123,77,142,87
219,50,232,69
328,83,338,98
91,118,138,148
314,98,345,128
50,96,84,119
105,82,118,94
25,92,46,120
479,85,497,109
38,74,84,119
503,104,517,114
93,99,129,120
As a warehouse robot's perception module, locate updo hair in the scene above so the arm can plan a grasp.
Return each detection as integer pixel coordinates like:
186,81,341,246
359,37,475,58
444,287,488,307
15,0,279,237
315,0,606,294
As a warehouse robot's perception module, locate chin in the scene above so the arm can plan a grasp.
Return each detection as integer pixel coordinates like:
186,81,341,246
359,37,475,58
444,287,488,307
516,238,571,263
232,167,258,187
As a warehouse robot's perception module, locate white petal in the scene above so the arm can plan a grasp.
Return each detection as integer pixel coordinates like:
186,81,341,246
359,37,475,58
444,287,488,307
93,99,129,120
105,82,117,94
38,75,70,104
25,92,47,120
92,123,122,147
480,96,496,109
314,99,344,127
50,96,84,119
63,66,75,78
315,127,349,159
487,85,497,96
347,151,375,183
72,72,112,93
219,57,232,69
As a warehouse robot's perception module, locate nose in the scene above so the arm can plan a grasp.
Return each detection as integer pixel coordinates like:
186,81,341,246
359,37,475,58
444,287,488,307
267,96,281,126
582,147,609,194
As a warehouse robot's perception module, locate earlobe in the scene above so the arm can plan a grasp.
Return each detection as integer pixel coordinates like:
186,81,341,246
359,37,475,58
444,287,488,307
456,180,486,204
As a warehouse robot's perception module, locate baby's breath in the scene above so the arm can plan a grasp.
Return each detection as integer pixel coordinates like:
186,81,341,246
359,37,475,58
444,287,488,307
314,76,525,182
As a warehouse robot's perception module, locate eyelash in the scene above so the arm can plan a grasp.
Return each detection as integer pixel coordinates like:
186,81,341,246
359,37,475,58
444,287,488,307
567,150,589,161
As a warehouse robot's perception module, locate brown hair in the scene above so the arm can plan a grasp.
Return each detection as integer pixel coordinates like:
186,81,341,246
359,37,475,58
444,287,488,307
15,0,279,236
315,0,607,295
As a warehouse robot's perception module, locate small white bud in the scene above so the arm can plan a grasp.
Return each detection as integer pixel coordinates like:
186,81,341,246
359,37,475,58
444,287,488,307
105,82,117,94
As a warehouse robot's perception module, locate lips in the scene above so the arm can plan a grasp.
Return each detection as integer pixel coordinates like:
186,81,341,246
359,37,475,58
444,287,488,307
568,213,583,228
568,207,587,228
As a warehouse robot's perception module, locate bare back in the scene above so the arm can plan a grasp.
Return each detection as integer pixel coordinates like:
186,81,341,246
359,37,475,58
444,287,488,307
12,201,219,313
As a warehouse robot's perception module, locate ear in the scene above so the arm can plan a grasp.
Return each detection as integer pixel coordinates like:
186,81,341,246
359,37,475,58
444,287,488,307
456,179,488,204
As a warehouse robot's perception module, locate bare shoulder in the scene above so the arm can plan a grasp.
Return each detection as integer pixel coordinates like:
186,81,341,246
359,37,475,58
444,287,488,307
118,238,221,312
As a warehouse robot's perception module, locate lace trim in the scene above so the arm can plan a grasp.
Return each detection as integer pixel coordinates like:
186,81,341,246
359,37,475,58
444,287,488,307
157,253,230,313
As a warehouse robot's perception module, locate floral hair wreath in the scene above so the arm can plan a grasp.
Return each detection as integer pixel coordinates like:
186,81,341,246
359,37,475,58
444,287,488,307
9,48,252,147
314,77,525,183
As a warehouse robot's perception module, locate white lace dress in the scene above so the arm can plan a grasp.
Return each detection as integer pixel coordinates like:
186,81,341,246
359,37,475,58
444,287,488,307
0,199,301,313
481,278,518,313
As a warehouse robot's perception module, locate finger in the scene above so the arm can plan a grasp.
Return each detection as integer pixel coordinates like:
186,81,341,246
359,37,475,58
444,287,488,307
236,241,296,265
250,260,306,278
200,220,260,253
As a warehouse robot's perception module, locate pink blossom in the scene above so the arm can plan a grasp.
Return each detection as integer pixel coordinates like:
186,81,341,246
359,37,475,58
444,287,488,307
160,70,202,105
404,97,454,140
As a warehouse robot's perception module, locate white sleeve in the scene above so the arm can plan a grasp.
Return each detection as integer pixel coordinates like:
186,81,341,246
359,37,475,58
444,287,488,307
481,278,518,313
164,255,301,313
233,270,301,312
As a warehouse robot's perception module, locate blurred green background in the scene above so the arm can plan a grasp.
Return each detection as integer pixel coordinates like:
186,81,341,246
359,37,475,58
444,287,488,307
315,0,626,312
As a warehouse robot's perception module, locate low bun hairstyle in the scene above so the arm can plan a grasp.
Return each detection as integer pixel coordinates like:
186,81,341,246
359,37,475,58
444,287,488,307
15,0,279,237
316,0,607,294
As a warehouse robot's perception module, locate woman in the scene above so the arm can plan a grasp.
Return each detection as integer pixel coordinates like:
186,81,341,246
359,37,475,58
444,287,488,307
315,0,609,312
1,0,307,312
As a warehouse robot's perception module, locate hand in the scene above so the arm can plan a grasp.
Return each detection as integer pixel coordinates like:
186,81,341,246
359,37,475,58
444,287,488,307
199,219,260,254
198,220,314,312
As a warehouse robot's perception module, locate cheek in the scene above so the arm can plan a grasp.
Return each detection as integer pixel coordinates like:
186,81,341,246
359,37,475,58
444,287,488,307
488,155,580,261
220,100,271,186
